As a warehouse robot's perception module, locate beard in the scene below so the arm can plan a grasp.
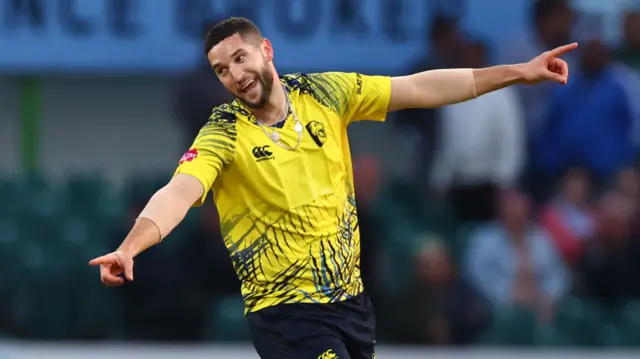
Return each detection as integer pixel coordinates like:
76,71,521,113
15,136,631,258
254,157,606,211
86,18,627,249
236,65,274,109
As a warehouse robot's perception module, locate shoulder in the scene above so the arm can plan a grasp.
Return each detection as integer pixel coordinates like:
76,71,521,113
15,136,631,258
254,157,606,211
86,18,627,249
194,102,242,152
282,72,355,92
307,72,356,89
281,72,310,90
281,72,353,116
199,102,244,134
208,101,248,125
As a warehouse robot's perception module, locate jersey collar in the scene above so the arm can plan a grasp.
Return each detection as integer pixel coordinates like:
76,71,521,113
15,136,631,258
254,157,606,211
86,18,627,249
231,77,294,126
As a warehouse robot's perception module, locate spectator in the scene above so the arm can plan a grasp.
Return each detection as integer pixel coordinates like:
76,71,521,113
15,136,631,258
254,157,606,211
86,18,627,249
616,166,640,198
423,15,464,69
431,39,525,222
532,38,637,199
393,239,490,345
616,8,640,70
499,0,576,134
613,8,640,147
615,166,640,215
464,189,568,323
574,193,640,305
393,15,464,189
613,166,640,237
540,167,596,266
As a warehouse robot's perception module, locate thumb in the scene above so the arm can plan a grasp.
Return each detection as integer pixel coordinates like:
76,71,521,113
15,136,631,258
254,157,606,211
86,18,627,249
548,70,567,85
123,258,134,281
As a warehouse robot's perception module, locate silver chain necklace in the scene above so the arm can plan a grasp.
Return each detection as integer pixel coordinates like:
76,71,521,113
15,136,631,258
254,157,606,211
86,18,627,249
256,85,303,152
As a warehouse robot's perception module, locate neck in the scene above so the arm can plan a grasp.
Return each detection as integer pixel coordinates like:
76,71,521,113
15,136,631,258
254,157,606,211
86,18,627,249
252,81,287,126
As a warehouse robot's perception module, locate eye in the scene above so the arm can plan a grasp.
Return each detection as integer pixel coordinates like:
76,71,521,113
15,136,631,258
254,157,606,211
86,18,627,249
217,68,228,76
237,54,246,63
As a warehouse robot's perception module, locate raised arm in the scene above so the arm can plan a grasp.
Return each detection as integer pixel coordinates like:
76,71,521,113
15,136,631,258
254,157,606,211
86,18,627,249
387,42,578,112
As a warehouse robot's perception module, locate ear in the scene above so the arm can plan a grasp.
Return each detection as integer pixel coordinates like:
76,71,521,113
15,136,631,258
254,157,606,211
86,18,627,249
261,38,274,62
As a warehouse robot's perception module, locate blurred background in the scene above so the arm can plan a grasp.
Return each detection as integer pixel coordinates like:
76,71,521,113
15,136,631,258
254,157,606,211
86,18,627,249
3,0,640,358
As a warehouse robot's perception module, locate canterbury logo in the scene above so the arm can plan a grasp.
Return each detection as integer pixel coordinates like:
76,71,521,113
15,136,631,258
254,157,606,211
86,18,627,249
318,349,338,359
252,145,274,161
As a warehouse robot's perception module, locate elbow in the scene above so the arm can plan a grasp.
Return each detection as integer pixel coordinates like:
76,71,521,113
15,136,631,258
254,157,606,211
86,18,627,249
137,175,205,241
145,185,193,231
157,184,195,218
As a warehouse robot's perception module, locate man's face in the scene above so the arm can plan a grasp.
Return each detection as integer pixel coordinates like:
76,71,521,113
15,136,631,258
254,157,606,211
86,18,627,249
416,244,451,285
596,194,633,242
562,169,590,206
208,33,274,109
500,191,530,229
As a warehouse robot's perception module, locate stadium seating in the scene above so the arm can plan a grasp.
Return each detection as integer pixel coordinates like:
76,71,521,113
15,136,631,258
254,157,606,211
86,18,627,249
554,297,606,346
452,221,479,261
481,306,537,346
616,301,640,345
205,295,250,342
3,172,640,345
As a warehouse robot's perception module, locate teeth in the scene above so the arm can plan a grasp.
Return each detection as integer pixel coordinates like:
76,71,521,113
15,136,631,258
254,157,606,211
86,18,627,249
242,80,254,91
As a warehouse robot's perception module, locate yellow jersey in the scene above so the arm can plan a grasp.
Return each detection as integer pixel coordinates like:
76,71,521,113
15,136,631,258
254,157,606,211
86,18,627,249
174,72,391,313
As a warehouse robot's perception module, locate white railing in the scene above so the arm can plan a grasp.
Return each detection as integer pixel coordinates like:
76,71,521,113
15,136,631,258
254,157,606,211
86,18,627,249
1,342,639,359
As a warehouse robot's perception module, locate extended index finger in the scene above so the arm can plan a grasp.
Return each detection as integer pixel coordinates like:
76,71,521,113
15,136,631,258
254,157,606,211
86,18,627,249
88,254,115,266
549,42,579,57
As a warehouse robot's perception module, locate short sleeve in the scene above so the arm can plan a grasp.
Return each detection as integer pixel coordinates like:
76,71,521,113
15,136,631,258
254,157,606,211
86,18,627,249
173,118,237,206
307,72,392,126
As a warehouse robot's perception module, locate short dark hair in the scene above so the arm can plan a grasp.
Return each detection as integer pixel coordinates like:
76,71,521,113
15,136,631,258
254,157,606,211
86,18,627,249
204,17,262,55
532,0,570,24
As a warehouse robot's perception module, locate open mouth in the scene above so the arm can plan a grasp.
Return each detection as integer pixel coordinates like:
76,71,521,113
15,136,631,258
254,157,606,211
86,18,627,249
240,80,257,94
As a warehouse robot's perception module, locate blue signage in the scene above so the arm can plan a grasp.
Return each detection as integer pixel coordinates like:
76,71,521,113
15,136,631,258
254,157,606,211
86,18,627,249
0,0,526,74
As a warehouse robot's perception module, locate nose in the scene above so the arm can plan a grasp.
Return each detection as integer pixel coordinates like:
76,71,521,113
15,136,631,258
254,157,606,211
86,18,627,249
230,65,245,85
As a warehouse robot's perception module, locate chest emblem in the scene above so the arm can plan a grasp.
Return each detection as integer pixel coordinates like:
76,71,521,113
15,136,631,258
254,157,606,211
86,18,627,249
306,121,327,148
252,145,275,162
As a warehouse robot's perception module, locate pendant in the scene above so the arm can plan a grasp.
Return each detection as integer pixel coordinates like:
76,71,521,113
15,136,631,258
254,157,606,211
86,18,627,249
271,131,280,142
294,122,303,133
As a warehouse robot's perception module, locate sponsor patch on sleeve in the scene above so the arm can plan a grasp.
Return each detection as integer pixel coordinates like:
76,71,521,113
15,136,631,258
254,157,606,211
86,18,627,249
179,148,198,164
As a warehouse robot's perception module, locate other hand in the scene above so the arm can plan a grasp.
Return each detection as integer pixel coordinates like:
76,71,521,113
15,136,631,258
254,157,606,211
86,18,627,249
521,42,578,85
88,250,134,286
